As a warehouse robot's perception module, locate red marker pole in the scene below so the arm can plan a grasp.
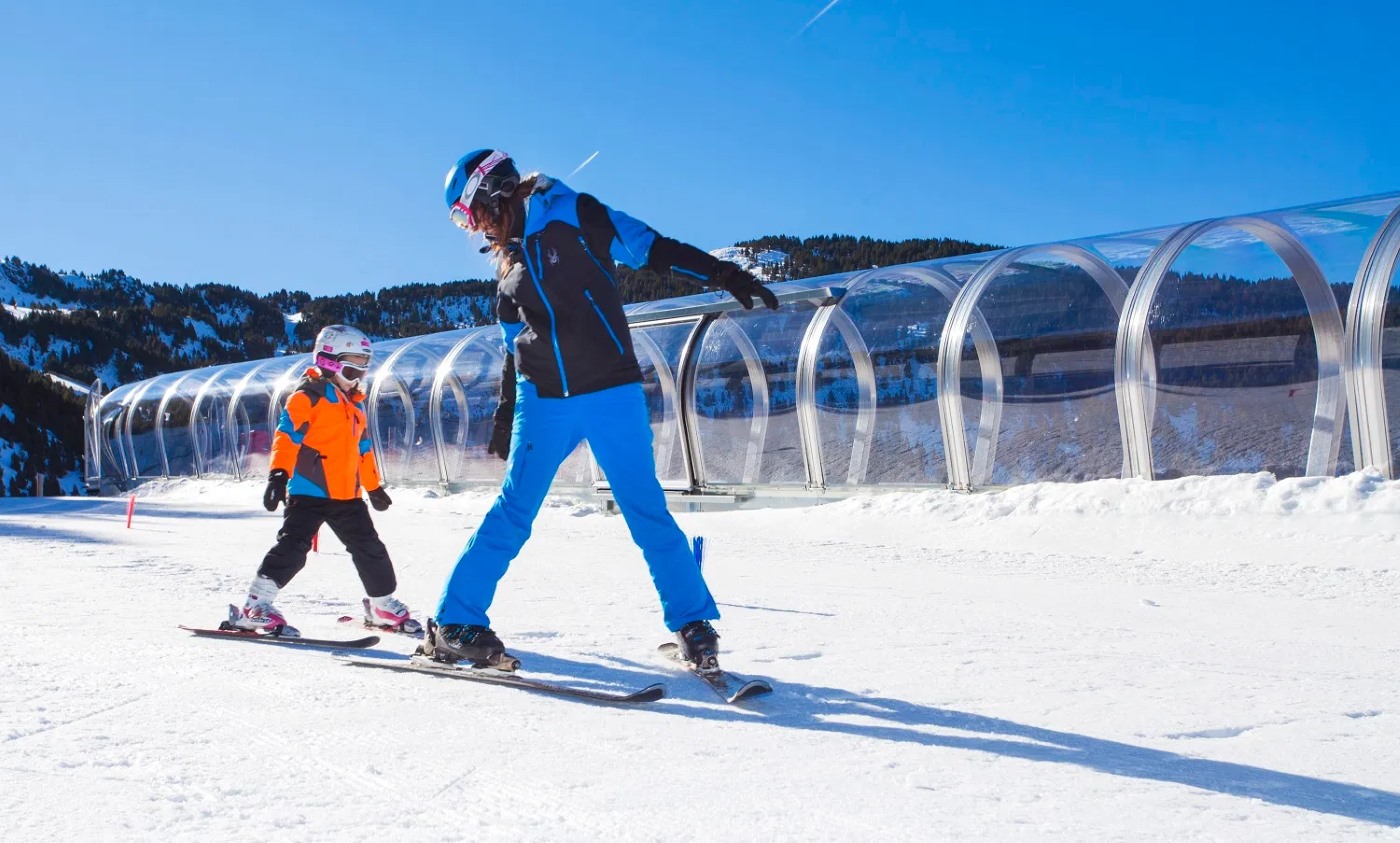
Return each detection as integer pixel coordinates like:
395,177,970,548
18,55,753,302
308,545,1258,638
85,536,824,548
312,530,319,553
125,495,136,529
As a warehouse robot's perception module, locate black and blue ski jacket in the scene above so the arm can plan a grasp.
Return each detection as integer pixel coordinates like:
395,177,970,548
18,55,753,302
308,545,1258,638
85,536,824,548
497,176,725,398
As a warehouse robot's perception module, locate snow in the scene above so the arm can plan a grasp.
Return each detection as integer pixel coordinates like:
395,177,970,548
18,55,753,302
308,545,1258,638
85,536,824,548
710,246,789,282
183,317,220,341
284,311,303,344
44,373,91,395
3,472,1400,839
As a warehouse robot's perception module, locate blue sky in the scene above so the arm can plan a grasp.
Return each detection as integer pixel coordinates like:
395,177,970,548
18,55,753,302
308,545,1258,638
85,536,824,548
2,0,1397,296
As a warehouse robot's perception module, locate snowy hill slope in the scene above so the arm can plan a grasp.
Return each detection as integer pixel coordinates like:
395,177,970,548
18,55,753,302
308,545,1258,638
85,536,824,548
3,473,1399,839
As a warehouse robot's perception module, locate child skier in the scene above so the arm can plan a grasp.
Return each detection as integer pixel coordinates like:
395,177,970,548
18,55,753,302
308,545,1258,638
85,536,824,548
231,324,421,637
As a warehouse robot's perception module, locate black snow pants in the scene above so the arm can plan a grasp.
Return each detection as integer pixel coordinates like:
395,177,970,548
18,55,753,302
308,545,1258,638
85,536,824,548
257,495,397,597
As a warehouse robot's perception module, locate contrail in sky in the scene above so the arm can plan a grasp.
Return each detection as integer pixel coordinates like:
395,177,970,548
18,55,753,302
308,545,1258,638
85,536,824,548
567,150,600,179
792,0,843,39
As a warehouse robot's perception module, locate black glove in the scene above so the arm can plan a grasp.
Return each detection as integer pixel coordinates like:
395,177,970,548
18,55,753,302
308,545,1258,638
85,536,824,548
263,469,288,512
711,261,779,311
367,486,392,511
487,355,517,461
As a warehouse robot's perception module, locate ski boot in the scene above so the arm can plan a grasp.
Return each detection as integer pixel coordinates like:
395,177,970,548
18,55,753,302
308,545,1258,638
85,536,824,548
227,575,300,637
362,594,424,636
418,618,519,671
676,620,720,673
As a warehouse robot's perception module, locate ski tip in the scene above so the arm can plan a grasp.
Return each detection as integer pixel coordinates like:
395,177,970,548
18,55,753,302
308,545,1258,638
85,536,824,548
641,682,668,696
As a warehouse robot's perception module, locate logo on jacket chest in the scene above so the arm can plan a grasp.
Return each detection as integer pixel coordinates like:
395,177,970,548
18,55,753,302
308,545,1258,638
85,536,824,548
547,247,560,265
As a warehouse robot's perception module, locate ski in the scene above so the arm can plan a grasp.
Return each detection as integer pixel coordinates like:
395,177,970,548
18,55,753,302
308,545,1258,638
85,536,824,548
336,598,425,638
658,642,773,703
337,654,666,706
180,625,380,649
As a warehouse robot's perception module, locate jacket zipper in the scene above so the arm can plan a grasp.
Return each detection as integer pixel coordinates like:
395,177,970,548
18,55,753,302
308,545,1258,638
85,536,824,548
578,236,615,286
523,238,571,396
584,289,626,356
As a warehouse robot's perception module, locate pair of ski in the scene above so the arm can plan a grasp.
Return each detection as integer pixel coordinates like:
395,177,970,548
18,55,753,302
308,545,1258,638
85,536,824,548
180,618,771,706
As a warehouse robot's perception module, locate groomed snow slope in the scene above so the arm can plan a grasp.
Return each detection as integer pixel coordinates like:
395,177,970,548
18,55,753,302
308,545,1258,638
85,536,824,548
3,473,1400,841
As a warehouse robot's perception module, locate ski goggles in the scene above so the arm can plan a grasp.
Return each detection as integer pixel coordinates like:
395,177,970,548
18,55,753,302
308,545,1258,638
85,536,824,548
449,151,518,230
316,352,371,382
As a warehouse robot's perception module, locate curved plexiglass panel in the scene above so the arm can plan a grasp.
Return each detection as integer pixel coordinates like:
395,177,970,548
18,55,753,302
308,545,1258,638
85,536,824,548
230,356,309,479
951,248,1129,486
437,328,509,485
370,333,470,485
157,370,214,476
630,320,700,487
189,361,263,476
96,382,141,480
124,373,184,477
1381,241,1400,469
805,268,958,486
1143,222,1342,479
692,303,821,487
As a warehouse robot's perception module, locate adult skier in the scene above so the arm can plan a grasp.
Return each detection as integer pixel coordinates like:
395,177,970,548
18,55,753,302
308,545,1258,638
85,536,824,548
231,324,420,637
426,148,778,672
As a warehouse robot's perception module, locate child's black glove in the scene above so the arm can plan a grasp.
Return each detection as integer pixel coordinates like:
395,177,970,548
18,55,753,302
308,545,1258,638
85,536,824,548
263,469,288,512
367,487,392,511
711,261,779,310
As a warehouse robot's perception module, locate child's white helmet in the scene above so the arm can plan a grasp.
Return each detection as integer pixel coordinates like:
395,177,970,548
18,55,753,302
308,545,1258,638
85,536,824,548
312,324,373,391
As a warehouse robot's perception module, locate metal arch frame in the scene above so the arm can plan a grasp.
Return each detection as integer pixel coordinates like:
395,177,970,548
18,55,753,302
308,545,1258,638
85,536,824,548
816,265,1000,489
95,384,137,482
153,371,200,477
631,328,683,486
938,245,1130,489
83,380,104,485
800,305,877,486
188,364,244,477
686,314,772,487
1344,203,1400,477
367,337,433,485
429,328,496,486
230,357,306,481
1116,216,1348,480
122,375,173,478
674,316,712,490
795,275,871,489
265,356,313,440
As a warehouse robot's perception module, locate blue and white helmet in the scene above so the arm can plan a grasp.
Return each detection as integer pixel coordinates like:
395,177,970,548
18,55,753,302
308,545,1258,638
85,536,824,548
444,148,519,230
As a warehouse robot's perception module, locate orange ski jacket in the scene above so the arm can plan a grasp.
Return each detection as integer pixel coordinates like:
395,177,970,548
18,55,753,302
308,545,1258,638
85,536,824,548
269,368,382,500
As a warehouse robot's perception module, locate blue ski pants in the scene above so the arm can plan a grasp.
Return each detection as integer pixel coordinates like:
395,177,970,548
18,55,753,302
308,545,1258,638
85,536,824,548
436,380,719,632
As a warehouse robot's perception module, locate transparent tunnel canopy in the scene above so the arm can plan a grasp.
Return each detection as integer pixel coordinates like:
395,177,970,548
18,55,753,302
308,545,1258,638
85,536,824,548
124,373,185,477
97,382,141,479
370,333,471,485
812,268,957,486
190,361,264,476
1147,226,1332,479
438,328,509,485
158,370,216,477
968,253,1126,485
232,356,310,480
1384,255,1400,467
618,319,697,487
692,303,821,487
81,189,1400,496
